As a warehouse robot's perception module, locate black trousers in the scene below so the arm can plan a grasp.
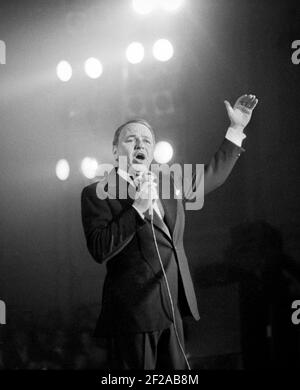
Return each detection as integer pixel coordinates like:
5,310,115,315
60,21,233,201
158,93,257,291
107,308,188,370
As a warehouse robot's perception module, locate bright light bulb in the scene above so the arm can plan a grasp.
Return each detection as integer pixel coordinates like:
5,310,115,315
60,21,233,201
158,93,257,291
81,157,98,179
154,141,174,164
126,42,145,64
56,61,72,82
153,39,174,62
56,159,70,181
84,57,103,79
132,0,156,15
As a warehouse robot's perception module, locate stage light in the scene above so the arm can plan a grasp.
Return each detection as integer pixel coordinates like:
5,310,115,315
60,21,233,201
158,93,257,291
56,159,70,181
154,141,174,164
81,157,98,179
153,39,174,62
56,61,72,82
132,0,155,15
84,57,103,79
126,42,145,64
159,0,184,12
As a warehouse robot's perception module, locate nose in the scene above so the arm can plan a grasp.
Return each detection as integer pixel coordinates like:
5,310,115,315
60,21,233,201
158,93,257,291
134,137,145,149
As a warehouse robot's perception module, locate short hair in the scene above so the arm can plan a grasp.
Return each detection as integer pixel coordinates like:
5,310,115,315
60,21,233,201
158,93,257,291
112,119,156,147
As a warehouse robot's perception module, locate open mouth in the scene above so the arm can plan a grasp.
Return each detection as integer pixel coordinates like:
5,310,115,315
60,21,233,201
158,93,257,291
134,152,146,162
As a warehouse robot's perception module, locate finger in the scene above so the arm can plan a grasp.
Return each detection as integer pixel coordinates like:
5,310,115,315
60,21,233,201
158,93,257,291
139,182,150,192
224,100,233,114
245,95,257,109
142,178,157,188
145,181,158,191
139,187,158,201
140,181,157,192
244,95,254,107
146,172,157,183
138,185,152,200
249,98,258,110
247,95,255,106
137,174,155,186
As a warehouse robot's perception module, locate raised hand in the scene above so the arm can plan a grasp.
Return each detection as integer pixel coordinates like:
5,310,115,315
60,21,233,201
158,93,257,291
224,94,258,130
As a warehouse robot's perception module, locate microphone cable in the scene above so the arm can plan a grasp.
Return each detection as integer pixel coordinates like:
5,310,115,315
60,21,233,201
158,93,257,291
150,216,191,370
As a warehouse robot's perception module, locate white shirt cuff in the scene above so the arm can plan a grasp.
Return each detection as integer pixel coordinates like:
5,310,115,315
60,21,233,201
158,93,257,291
225,126,246,147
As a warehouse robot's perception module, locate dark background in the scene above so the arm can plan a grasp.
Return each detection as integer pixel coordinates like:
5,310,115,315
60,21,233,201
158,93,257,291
0,0,299,369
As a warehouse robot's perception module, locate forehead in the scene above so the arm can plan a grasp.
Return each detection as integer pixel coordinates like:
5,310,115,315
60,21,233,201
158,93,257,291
120,122,154,140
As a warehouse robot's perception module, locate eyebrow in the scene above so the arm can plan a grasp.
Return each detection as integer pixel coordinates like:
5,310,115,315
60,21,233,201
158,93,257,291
125,134,152,140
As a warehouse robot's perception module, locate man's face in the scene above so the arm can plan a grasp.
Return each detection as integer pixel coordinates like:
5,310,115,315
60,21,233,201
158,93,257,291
113,122,155,169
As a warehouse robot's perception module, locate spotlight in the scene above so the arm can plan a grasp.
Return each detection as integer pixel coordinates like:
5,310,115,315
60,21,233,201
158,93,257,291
153,39,174,62
159,0,184,12
132,0,155,15
154,141,173,164
56,61,72,82
84,57,103,79
81,157,98,179
126,42,145,64
56,159,70,181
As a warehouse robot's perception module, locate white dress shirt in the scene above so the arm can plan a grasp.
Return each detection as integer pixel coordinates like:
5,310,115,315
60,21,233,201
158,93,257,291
225,126,246,147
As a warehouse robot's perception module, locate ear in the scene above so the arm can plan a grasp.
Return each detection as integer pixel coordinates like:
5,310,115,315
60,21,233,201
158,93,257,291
112,145,118,162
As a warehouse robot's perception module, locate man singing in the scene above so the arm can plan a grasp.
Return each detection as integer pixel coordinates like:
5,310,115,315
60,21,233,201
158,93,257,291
81,94,258,369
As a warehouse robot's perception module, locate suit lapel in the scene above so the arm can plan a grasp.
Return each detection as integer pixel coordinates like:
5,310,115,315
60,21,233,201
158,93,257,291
144,209,172,241
144,196,177,243
160,197,177,238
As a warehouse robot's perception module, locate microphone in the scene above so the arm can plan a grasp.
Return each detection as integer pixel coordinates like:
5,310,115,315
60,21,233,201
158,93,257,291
131,163,157,221
130,163,147,192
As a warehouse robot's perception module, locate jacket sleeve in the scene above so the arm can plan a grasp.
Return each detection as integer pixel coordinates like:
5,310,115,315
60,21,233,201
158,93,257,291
184,138,244,201
81,185,146,264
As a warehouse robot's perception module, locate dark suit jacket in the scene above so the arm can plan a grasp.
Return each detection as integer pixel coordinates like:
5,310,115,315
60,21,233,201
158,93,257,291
81,139,243,336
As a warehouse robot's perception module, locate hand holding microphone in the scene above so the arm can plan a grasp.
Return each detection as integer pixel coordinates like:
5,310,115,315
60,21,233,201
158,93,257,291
131,164,158,217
